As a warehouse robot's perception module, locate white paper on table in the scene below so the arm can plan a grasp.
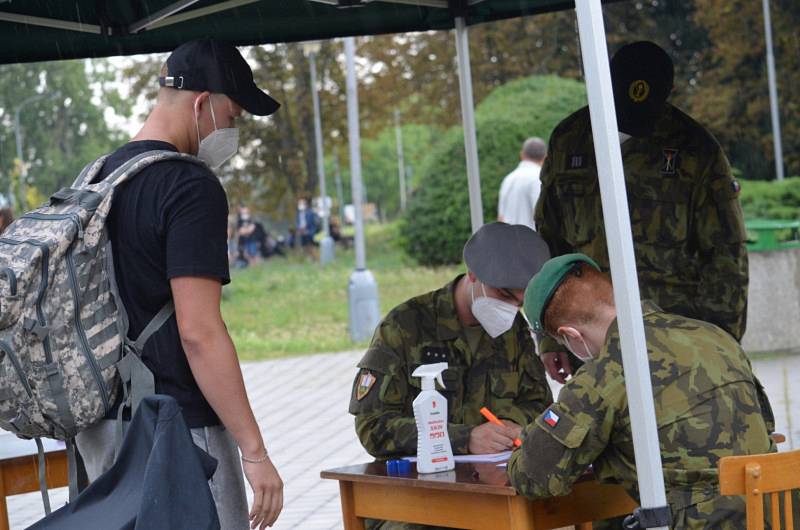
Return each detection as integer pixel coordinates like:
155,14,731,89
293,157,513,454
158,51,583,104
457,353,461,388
403,451,512,464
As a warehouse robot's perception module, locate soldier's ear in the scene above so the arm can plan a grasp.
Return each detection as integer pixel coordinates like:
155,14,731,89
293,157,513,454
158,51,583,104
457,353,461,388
466,270,478,283
556,325,581,342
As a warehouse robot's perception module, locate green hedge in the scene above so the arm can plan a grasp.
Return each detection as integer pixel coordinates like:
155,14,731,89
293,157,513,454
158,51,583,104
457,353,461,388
401,75,587,266
739,176,800,221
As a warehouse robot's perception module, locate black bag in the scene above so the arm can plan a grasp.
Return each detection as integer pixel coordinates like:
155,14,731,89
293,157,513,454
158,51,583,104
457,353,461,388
27,395,220,530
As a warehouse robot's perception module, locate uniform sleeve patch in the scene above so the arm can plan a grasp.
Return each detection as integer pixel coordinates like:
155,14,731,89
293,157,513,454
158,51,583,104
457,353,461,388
543,409,560,427
356,371,377,401
535,406,590,449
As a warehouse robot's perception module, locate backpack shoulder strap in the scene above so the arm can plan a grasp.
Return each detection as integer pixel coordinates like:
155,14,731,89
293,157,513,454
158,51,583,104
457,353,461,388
72,154,111,188
132,300,175,354
103,149,206,189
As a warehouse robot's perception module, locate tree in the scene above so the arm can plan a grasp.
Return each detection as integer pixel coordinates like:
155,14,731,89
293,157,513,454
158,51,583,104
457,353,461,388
0,59,129,209
402,75,587,266
353,122,441,221
690,0,799,179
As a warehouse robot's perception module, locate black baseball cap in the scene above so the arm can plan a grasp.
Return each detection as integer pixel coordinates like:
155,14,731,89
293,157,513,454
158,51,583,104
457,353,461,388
610,41,673,137
159,39,280,116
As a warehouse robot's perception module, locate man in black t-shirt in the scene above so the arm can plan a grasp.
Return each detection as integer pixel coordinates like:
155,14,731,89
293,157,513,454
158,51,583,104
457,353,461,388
76,39,283,530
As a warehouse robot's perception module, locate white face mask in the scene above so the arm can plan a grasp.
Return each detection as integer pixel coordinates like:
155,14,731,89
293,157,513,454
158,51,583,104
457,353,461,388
560,332,595,362
470,282,519,339
195,97,239,170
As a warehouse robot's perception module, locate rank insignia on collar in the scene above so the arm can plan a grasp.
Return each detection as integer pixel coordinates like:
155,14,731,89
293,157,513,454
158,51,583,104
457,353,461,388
568,153,587,170
423,348,449,363
356,371,376,401
661,148,679,175
544,409,560,427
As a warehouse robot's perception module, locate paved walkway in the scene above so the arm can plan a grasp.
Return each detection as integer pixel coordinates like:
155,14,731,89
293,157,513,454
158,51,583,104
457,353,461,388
8,351,799,529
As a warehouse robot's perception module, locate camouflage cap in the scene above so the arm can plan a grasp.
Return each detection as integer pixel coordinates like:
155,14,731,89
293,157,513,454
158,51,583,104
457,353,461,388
463,222,551,290
523,253,600,333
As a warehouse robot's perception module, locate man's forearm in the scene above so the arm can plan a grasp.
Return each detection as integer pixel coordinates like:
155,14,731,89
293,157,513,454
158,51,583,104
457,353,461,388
183,330,265,458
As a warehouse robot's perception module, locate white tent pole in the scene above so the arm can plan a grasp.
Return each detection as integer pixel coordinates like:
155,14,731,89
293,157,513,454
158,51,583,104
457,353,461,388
454,16,484,233
574,1,668,528
762,0,784,181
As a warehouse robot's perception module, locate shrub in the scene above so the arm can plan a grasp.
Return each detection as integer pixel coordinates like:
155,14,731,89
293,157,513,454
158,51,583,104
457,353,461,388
739,176,800,221
401,75,587,266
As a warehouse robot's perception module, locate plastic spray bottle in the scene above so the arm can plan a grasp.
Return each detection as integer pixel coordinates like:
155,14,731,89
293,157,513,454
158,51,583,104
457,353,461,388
411,362,455,473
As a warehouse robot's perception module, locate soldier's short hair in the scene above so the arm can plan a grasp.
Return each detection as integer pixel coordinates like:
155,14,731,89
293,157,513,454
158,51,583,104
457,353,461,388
521,137,547,162
543,263,613,337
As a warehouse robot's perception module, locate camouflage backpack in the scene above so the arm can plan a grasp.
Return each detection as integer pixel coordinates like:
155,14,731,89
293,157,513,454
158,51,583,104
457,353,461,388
0,150,204,506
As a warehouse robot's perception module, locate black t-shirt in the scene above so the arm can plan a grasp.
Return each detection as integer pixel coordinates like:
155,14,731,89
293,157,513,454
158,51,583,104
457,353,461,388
96,140,230,428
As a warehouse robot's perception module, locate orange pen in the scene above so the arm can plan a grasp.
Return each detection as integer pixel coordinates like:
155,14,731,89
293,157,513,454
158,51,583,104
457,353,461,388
480,406,522,448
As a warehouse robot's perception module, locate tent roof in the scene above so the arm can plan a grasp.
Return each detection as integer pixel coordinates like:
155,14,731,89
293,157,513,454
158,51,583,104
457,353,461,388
0,0,601,64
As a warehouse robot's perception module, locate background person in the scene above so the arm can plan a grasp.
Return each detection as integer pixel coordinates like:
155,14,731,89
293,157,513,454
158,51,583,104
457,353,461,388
497,136,546,230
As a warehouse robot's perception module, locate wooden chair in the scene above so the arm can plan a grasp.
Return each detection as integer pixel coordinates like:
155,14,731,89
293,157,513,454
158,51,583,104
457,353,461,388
719,449,800,530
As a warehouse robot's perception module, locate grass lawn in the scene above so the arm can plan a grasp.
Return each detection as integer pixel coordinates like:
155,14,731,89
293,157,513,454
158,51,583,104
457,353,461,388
222,222,462,360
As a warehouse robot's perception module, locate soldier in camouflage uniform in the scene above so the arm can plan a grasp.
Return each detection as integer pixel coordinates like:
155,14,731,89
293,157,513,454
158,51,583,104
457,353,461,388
509,254,775,529
534,41,750,386
350,223,553,461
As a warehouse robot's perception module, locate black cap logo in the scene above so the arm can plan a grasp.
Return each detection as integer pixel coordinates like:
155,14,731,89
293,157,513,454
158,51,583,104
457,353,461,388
628,80,650,103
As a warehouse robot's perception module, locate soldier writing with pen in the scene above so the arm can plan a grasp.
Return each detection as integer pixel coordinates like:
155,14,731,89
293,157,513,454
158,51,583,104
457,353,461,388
508,254,775,529
348,223,553,530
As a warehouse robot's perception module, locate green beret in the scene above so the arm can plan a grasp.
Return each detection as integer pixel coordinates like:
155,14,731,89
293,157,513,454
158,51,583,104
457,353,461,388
523,253,600,333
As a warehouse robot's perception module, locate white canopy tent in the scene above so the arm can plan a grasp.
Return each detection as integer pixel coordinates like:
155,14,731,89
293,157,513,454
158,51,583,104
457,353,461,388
341,3,669,525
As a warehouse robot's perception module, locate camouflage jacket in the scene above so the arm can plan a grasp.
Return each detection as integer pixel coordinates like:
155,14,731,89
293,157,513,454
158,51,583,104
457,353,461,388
349,276,553,457
507,302,774,529
535,103,748,348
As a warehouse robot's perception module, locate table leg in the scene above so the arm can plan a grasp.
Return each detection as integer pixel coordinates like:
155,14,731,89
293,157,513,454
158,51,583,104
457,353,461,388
339,481,365,530
0,469,9,530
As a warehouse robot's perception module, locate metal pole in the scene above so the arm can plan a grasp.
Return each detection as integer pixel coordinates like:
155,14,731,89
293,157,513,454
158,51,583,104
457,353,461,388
394,109,407,212
454,17,483,233
345,37,367,270
308,49,335,264
334,152,345,222
12,91,59,208
762,0,784,181
344,36,380,343
574,2,668,528
309,51,330,236
13,107,24,205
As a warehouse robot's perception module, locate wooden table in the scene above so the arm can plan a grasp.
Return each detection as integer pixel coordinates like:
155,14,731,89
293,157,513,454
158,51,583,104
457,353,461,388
321,461,638,530
0,435,68,530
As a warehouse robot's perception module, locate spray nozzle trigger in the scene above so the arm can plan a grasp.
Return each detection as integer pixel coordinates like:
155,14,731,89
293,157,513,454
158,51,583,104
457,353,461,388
411,361,448,391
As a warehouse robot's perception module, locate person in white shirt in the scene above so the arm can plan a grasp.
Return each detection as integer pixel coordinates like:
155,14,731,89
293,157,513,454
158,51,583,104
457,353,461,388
497,137,546,230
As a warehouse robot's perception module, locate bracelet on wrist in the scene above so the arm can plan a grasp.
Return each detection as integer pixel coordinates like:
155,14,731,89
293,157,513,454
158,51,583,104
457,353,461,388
241,448,269,464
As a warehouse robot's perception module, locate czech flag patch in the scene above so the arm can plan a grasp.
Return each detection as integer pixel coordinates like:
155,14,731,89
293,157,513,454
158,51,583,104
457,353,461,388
543,409,560,427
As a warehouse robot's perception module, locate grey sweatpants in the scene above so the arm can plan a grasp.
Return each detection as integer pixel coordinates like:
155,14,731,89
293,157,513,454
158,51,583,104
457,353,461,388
76,419,249,530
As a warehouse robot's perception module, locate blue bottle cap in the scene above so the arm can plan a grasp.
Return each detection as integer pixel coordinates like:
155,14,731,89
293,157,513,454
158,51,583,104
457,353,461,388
386,459,399,474
397,459,411,474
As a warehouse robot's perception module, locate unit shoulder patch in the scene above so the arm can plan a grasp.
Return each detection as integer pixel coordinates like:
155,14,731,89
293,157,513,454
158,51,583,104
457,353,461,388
356,371,377,401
